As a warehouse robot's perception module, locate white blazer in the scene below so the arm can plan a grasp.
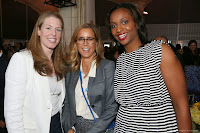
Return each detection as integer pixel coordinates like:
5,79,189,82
4,50,65,133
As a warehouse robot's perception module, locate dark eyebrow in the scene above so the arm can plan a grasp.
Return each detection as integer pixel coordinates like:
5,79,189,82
110,22,115,24
110,17,128,24
120,17,128,21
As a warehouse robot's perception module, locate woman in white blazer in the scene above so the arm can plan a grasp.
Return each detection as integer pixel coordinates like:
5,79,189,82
4,11,68,133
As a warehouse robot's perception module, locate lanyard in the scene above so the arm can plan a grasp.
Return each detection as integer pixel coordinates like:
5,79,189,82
79,64,97,123
79,64,115,130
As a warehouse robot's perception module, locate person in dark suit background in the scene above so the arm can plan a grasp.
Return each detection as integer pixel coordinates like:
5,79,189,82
0,38,8,133
62,23,118,133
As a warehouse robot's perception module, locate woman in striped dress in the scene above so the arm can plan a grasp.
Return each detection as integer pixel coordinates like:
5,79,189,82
106,2,192,133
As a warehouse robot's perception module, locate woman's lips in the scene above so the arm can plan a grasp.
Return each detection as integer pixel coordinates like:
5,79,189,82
118,33,127,40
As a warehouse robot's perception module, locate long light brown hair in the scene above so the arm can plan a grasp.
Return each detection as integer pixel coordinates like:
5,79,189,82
27,11,67,80
68,23,104,72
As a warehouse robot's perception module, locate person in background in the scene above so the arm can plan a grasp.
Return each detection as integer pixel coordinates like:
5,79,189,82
0,38,8,133
7,45,18,60
182,46,194,66
107,2,191,133
155,36,168,44
62,23,118,133
4,11,67,133
188,40,200,66
14,42,22,52
175,44,183,55
105,46,119,63
105,45,124,65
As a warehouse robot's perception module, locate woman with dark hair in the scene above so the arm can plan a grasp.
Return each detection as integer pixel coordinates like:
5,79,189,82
188,40,200,66
106,2,148,45
4,11,68,133
62,23,118,133
182,46,194,66
107,2,191,133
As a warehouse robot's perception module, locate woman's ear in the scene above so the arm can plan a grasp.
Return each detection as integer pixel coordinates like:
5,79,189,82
136,24,138,30
37,27,41,36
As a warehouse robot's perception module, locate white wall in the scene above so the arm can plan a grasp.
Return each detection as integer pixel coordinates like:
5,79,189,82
59,0,95,45
59,0,87,45
86,0,95,24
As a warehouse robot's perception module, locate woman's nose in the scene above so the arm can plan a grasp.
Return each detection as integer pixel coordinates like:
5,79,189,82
116,24,123,33
51,29,56,36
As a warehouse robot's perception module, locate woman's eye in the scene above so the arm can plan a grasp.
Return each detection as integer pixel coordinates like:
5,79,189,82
87,37,93,40
78,38,84,41
122,21,128,24
111,24,116,28
56,28,62,32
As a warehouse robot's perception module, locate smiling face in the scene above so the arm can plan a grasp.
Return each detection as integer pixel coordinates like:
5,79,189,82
189,42,197,52
76,28,96,60
110,8,141,52
37,16,62,54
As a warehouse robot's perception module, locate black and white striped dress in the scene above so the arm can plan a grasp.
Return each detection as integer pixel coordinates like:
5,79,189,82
114,41,178,133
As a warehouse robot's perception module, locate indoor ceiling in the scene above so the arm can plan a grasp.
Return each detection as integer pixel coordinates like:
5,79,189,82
95,0,200,26
15,0,57,14
2,0,200,39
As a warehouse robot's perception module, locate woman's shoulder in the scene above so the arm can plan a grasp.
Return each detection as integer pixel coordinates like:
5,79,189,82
97,59,115,75
13,49,31,57
100,59,115,67
10,49,33,64
161,43,176,59
7,49,33,72
144,40,163,50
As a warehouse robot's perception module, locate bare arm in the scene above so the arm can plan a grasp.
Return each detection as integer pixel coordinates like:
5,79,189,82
160,44,192,133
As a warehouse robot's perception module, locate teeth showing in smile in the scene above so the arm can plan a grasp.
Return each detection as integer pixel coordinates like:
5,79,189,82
82,48,90,51
118,33,127,39
48,39,56,42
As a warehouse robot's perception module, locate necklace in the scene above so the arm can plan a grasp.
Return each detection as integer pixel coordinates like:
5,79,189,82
83,72,89,78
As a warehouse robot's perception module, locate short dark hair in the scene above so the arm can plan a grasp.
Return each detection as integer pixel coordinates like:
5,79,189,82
106,2,148,45
160,36,168,42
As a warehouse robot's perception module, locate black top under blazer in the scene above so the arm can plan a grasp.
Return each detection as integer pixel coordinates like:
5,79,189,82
62,59,118,133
